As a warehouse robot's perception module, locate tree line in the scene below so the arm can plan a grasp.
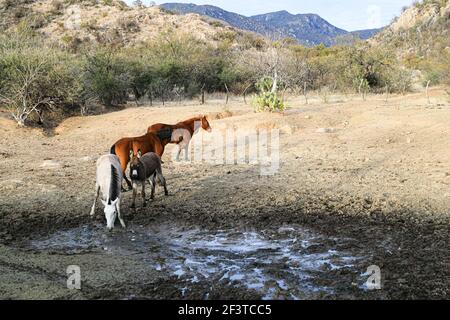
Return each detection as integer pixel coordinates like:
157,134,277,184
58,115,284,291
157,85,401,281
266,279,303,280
0,22,427,127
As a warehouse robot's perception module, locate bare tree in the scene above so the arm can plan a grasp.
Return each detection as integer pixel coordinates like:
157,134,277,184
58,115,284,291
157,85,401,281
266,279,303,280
254,39,309,97
0,26,77,127
303,82,308,105
426,80,431,105
200,83,206,105
241,83,253,104
224,83,229,104
132,0,145,8
0,57,52,126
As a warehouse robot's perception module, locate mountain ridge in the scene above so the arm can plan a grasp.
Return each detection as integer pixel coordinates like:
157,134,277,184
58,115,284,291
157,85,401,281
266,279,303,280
160,2,382,46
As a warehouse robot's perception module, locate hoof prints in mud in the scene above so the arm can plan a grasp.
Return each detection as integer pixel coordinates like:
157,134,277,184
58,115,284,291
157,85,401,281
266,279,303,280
28,223,371,299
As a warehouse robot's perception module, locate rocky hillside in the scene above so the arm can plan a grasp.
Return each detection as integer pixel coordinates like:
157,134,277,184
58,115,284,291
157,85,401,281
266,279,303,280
370,0,449,84
160,3,267,35
160,2,381,46
372,0,450,57
0,1,384,48
0,0,255,49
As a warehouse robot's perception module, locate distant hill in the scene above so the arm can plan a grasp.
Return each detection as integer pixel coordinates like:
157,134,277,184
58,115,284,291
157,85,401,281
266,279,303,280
371,0,449,85
161,3,267,34
250,10,348,46
350,28,383,39
372,0,450,56
0,0,258,49
160,3,382,46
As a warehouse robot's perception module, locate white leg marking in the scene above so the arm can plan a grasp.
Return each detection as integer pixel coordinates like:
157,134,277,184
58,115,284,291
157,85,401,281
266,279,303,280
117,198,126,228
90,185,100,216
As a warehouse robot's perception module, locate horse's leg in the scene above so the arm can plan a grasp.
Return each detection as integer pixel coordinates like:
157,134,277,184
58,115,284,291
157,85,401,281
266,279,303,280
155,142,164,158
182,132,191,161
123,175,132,191
184,144,189,161
176,145,182,161
160,145,165,164
150,174,156,200
151,140,165,164
90,184,100,216
119,146,132,191
141,181,147,208
157,169,169,196
131,181,137,209
123,165,132,191
116,197,126,229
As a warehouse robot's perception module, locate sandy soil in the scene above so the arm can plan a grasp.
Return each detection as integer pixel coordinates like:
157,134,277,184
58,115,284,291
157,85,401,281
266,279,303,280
0,88,449,299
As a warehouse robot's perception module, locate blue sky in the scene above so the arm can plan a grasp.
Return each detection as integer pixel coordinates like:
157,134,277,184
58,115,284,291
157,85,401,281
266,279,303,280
125,0,416,31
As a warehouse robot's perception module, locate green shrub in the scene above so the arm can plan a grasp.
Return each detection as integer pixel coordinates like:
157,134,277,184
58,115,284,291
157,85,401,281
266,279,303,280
353,77,370,95
252,78,285,112
253,91,285,112
82,50,130,106
160,8,176,15
209,20,225,28
101,0,114,6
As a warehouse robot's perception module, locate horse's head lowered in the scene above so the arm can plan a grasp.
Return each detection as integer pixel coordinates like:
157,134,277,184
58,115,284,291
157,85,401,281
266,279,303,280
101,198,119,231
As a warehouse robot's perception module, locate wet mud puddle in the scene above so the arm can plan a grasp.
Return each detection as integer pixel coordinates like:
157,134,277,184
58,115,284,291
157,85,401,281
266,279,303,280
27,223,371,299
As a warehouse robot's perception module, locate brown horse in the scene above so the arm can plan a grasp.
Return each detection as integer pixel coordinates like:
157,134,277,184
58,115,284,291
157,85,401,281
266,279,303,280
111,132,164,190
147,115,212,160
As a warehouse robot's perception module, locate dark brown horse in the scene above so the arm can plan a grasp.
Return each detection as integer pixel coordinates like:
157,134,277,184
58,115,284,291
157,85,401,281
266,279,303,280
111,132,164,190
147,115,212,160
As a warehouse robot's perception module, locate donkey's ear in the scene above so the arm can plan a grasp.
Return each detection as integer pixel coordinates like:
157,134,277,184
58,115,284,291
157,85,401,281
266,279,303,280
129,149,133,158
138,150,142,158
101,199,107,206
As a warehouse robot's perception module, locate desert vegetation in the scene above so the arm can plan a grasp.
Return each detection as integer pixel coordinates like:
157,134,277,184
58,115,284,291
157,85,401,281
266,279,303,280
0,0,448,127
1,0,450,301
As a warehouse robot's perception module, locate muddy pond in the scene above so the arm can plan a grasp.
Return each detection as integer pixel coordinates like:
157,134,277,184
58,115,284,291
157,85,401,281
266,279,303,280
10,220,382,300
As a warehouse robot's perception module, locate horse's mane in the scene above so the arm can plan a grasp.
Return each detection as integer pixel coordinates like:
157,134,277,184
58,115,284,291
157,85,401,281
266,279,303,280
181,115,204,123
109,164,119,204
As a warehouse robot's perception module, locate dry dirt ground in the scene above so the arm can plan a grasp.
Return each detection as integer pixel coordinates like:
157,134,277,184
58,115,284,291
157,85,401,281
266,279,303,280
0,88,449,299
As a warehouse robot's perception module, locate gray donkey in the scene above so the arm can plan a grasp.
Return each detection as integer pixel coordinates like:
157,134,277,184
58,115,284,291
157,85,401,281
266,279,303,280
129,150,169,208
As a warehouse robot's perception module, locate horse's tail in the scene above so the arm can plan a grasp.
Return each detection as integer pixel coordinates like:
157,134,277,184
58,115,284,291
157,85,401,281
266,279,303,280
110,144,116,155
